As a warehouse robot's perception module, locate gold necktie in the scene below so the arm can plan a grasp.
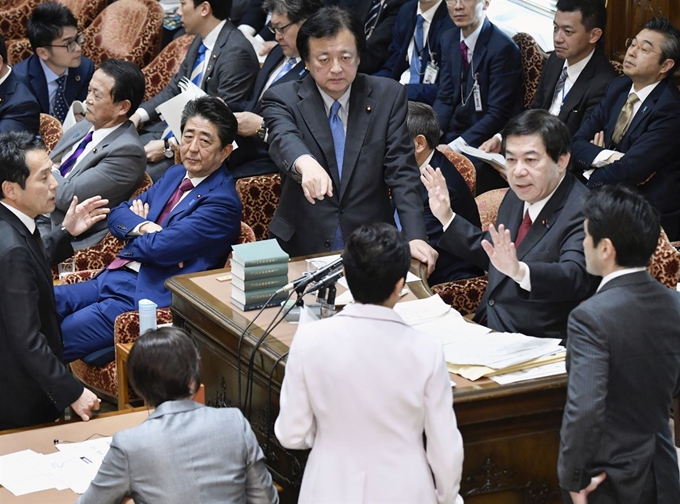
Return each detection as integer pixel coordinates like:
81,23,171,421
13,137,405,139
611,92,639,145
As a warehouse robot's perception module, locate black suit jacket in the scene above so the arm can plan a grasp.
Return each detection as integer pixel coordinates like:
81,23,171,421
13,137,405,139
438,172,595,339
571,76,680,239
0,70,40,134
0,205,83,430
531,48,617,135
433,18,522,147
262,73,426,257
559,271,680,502
425,150,482,285
373,0,453,104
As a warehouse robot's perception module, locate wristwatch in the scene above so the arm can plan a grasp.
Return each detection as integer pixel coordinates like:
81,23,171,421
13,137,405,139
163,138,174,158
256,119,267,140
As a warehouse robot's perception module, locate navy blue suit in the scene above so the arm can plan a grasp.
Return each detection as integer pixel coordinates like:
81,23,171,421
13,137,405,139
433,18,521,147
0,70,40,134
425,150,483,285
571,76,680,240
13,54,94,118
374,0,453,105
55,164,242,362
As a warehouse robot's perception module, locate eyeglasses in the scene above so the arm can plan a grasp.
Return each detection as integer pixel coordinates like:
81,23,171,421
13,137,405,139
625,38,663,57
445,0,479,6
45,32,85,53
267,20,295,36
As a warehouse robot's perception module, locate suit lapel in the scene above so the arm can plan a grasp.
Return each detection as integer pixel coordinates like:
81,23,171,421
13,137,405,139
29,56,50,113
204,22,233,88
619,79,666,146
50,120,92,162
0,206,51,281
67,122,130,178
341,77,374,200
163,165,225,225
147,169,185,223
542,56,563,109
255,46,285,98
605,80,631,144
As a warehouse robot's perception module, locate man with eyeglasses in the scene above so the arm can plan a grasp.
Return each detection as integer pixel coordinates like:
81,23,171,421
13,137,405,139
130,0,259,182
571,17,680,241
14,2,94,124
226,0,324,179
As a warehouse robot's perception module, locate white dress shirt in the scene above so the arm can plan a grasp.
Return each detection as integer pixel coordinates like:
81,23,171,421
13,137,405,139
398,0,443,84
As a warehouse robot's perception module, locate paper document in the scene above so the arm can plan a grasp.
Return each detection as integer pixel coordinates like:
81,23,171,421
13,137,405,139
393,294,451,326
0,450,60,496
448,349,565,381
155,78,206,139
490,360,566,385
458,143,506,171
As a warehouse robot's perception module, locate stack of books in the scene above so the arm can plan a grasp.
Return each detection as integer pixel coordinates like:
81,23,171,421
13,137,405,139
230,239,290,311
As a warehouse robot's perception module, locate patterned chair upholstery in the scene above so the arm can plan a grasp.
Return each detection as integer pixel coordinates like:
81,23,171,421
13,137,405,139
0,0,39,41
476,187,509,229
82,0,164,68
610,60,624,76
142,34,195,102
57,0,107,30
68,222,256,402
512,32,547,109
6,38,33,66
648,228,680,289
235,173,282,241
437,147,477,197
39,114,63,153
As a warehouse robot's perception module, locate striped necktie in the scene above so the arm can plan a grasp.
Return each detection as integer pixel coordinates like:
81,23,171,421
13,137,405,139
273,58,297,83
59,131,93,176
191,43,208,87
364,0,382,37
551,66,569,110
410,15,425,84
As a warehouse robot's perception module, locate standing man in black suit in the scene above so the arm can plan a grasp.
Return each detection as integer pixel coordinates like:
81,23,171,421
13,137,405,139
0,34,40,134
262,6,437,274
0,131,108,430
228,0,324,179
480,0,617,154
423,110,594,340
558,185,680,504
571,17,680,240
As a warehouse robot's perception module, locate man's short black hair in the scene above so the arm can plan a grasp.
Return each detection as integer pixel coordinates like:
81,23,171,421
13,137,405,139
501,109,571,164
555,0,607,32
193,0,232,21
0,131,46,198
582,185,660,268
26,2,79,51
180,96,238,149
342,223,410,305
127,327,202,408
263,0,325,24
0,33,7,64
296,6,366,63
644,17,680,77
98,59,145,118
407,101,441,150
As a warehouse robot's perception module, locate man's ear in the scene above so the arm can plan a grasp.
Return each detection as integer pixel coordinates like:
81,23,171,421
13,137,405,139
413,134,428,155
1,180,17,201
35,47,51,62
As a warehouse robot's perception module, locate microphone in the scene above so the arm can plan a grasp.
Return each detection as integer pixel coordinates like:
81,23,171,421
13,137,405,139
303,269,344,295
274,257,343,295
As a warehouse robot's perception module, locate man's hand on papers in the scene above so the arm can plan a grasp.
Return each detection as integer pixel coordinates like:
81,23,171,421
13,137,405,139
145,140,166,163
63,196,110,237
296,155,333,204
479,136,501,153
71,388,101,422
409,239,438,277
234,111,263,137
569,472,607,504
421,165,454,225
481,224,524,282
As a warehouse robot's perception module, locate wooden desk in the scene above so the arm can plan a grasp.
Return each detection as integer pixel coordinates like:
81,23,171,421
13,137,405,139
166,260,566,504
0,408,150,503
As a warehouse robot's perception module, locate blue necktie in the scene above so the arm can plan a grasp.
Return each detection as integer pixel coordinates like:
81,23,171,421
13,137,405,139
273,57,297,83
52,75,69,123
191,43,207,86
410,15,424,84
59,131,93,176
364,0,382,37
329,101,345,250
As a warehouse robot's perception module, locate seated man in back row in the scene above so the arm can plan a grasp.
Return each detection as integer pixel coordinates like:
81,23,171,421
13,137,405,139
56,97,243,363
422,109,596,340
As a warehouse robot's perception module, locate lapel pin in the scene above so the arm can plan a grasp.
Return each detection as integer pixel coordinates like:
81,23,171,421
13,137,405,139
366,105,372,113
212,54,217,60
75,75,81,82
92,148,98,154
0,98,3,104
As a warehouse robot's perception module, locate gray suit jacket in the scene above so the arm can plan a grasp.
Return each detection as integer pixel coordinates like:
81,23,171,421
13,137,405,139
49,120,146,248
77,400,279,504
261,73,426,257
439,172,595,340
558,271,680,502
141,21,259,122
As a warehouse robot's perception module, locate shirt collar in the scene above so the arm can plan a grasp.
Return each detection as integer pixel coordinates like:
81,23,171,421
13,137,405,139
337,302,409,326
597,267,647,292
0,65,11,86
202,20,226,51
0,201,36,233
627,80,661,103
91,121,124,141
522,173,566,222
418,150,436,172
39,58,68,83
460,17,484,54
564,48,595,81
418,0,442,23
184,173,208,187
317,85,352,115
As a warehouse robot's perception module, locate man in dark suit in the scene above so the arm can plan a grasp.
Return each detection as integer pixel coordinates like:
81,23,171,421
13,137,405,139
131,0,259,181
42,59,146,249
0,34,40,134
374,0,453,105
261,7,437,274
571,17,680,240
0,131,107,430
407,101,482,285
56,97,242,363
559,185,680,504
423,110,594,340
480,0,617,154
14,2,94,123
228,0,323,179
433,0,522,194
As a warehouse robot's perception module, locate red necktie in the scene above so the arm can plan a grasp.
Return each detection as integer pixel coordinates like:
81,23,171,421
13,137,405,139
460,40,469,70
515,210,532,247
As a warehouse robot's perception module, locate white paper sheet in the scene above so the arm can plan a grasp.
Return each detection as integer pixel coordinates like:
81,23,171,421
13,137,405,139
490,361,566,385
0,450,59,496
393,294,452,326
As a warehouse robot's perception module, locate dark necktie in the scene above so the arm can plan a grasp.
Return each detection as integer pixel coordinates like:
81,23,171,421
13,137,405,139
32,227,47,259
364,0,382,37
515,211,532,247
59,131,94,176
551,66,569,110
611,92,640,145
460,40,469,71
52,75,69,123
409,15,425,84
